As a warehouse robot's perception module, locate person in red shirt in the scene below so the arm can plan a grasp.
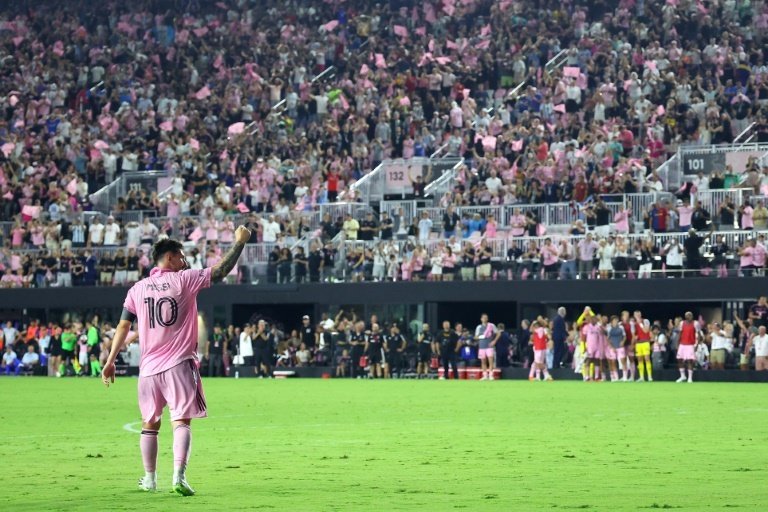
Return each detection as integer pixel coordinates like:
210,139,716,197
676,312,698,383
324,168,339,202
619,310,636,382
528,320,553,381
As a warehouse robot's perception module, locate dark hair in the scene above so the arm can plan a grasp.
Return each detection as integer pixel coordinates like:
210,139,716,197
151,239,183,264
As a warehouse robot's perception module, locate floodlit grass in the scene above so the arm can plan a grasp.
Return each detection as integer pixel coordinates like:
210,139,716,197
2,377,766,511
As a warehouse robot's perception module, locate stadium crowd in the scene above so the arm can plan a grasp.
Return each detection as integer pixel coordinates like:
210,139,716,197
1,0,768,289
3,296,768,380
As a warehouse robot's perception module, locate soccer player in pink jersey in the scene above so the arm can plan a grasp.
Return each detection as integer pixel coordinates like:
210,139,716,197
583,315,603,381
101,226,251,496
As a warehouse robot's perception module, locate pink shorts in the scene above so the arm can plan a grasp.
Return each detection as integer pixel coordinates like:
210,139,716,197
615,347,626,360
677,344,696,361
138,360,207,424
586,340,601,358
478,348,495,360
533,349,547,365
605,346,617,360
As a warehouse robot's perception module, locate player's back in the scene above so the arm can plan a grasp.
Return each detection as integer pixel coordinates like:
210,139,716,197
125,267,211,376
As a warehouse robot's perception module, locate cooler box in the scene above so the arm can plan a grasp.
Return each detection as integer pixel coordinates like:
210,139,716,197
466,367,482,380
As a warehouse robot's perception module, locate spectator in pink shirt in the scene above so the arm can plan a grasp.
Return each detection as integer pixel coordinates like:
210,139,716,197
739,239,756,277
676,199,694,232
577,233,599,279
739,203,755,230
540,238,560,280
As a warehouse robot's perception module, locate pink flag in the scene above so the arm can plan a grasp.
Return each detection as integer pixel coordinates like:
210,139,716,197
553,104,566,114
446,40,459,50
322,20,339,32
644,60,657,71
2,192,12,200
436,56,452,65
216,1,227,8
93,140,109,150
228,122,245,135
1,142,13,157
339,94,349,110
12,36,23,47
400,96,411,107
415,26,426,36
656,105,666,116
195,86,211,100
190,138,200,150
511,140,523,152
482,136,497,150
476,39,490,50
480,24,491,36
188,227,204,242
159,121,173,131
375,53,387,69
563,66,580,78
393,25,408,38
360,64,370,75
213,54,223,69
696,0,708,14
236,202,250,214
417,53,433,67
66,179,78,195
193,27,209,37
52,41,64,57
21,205,41,219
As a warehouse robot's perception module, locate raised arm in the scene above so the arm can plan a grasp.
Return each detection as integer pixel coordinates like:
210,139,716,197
211,225,251,283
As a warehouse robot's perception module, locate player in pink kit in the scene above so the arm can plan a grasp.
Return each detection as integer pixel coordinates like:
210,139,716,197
101,226,250,496
583,315,603,381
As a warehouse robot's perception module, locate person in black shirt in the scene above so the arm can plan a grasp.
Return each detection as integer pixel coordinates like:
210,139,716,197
252,320,272,377
55,249,73,287
749,296,768,328
379,212,393,240
322,244,336,282
461,242,476,281
308,244,324,283
683,229,704,277
594,199,611,238
126,248,140,283
409,171,426,198
443,206,460,238
320,213,336,241
494,323,512,368
359,212,378,241
300,315,316,354
205,325,226,377
364,323,384,378
719,200,735,230
98,254,115,286
277,248,292,283
267,246,280,283
416,323,434,379
383,324,406,378
691,200,712,232
71,253,85,286
349,321,367,378
294,247,308,283
435,320,460,379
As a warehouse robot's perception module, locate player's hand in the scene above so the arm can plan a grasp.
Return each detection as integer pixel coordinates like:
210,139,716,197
101,362,116,387
234,225,251,244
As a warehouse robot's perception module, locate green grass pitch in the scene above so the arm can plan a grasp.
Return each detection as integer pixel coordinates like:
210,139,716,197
2,378,767,511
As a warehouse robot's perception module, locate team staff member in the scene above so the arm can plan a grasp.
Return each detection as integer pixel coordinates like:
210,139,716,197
475,314,497,380
620,310,636,382
435,320,460,380
416,323,433,379
383,324,406,378
364,323,384,378
60,324,77,375
528,320,553,381
349,321,367,379
205,325,226,377
633,310,653,382
676,312,698,383
253,320,272,378
300,315,316,353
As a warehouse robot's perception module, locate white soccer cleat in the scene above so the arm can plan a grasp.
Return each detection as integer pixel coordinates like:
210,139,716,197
676,376,686,383
172,476,195,496
647,376,653,382
687,377,693,383
138,476,157,492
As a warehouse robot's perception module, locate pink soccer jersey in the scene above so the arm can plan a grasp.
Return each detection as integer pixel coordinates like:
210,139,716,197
124,267,211,377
